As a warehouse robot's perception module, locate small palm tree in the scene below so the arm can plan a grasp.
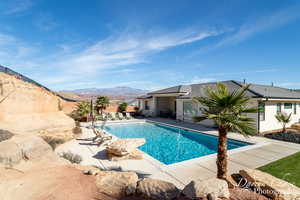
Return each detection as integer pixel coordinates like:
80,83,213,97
96,96,110,114
275,112,292,133
75,101,91,122
193,83,258,180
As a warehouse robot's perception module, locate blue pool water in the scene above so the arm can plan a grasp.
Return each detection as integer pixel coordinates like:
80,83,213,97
103,122,249,165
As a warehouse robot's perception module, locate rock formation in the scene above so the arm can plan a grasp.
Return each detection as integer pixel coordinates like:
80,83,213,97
0,72,76,137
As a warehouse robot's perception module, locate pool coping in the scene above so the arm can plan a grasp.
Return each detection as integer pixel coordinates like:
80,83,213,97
96,119,270,170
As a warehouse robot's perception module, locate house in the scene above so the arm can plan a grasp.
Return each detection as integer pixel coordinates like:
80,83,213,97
137,80,300,133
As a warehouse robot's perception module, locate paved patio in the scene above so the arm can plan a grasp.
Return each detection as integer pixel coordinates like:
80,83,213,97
56,118,300,189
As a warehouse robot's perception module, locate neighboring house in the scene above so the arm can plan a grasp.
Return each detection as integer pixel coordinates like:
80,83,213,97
137,80,300,133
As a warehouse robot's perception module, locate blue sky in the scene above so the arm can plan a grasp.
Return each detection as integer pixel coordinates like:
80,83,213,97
0,0,300,91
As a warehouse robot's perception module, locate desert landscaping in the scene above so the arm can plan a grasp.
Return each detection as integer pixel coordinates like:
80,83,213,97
1,1,300,199
1,70,300,200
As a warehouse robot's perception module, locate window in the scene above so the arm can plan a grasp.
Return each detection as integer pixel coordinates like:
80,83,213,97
258,103,265,121
145,101,149,110
284,103,292,109
276,103,282,113
294,103,297,114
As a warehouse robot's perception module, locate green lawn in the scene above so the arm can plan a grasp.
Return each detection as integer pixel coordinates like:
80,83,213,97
258,152,300,187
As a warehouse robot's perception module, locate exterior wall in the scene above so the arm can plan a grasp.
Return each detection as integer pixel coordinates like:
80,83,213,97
138,98,155,116
142,96,300,133
156,97,176,117
176,99,215,126
259,101,300,132
247,100,259,133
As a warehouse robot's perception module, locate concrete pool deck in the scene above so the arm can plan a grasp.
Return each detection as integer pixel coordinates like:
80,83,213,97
56,118,300,189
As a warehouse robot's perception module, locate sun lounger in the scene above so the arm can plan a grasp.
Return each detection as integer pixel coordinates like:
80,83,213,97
110,112,117,120
125,112,133,119
92,128,112,147
117,112,125,120
102,113,108,120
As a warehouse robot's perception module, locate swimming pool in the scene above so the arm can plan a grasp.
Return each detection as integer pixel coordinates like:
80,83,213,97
103,122,249,165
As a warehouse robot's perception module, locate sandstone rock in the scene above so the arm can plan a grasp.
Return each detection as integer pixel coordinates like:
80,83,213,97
96,170,139,198
229,188,269,200
239,169,300,200
107,138,146,156
0,72,76,136
107,149,144,161
182,178,230,199
12,135,52,160
0,139,22,167
136,178,180,200
291,123,300,130
75,164,101,175
0,164,99,200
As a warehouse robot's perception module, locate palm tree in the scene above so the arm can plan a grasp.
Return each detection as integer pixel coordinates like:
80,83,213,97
275,112,292,133
96,96,110,114
193,83,258,180
75,101,91,122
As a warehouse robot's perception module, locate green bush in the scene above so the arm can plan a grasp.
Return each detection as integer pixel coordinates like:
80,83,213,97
60,152,82,164
118,102,128,112
42,136,65,150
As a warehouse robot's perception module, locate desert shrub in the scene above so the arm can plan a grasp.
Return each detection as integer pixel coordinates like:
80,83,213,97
0,129,14,142
42,136,65,150
60,152,82,164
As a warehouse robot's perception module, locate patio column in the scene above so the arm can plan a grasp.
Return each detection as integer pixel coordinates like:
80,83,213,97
152,96,157,117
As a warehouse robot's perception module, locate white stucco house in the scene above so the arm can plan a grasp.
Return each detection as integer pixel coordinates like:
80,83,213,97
137,80,300,133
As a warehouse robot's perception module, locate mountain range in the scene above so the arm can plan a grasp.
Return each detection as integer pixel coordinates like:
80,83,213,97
61,86,149,95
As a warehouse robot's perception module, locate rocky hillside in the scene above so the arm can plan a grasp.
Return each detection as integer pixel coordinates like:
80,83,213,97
0,71,75,136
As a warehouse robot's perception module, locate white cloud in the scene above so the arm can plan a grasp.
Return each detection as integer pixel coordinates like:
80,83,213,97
277,82,300,88
205,69,278,77
34,13,59,31
2,0,33,15
56,28,225,74
194,4,300,54
216,5,300,48
186,77,216,85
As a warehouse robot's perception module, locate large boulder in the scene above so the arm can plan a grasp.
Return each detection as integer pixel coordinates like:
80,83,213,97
136,178,180,200
95,170,139,198
0,72,76,137
229,188,269,200
239,169,300,200
182,178,230,199
12,135,52,160
0,135,53,167
0,140,23,167
107,149,144,161
106,138,146,156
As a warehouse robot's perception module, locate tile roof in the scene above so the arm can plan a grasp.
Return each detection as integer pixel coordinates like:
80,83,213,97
147,80,300,99
148,85,191,95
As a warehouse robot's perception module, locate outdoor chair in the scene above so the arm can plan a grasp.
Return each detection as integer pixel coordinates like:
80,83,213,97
117,112,125,120
125,112,133,119
92,128,112,147
110,112,117,120
101,113,108,121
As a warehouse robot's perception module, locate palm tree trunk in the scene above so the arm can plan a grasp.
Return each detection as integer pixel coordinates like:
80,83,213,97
283,124,286,133
217,124,228,180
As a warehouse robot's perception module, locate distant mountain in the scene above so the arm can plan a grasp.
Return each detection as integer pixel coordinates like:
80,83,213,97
61,86,149,95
